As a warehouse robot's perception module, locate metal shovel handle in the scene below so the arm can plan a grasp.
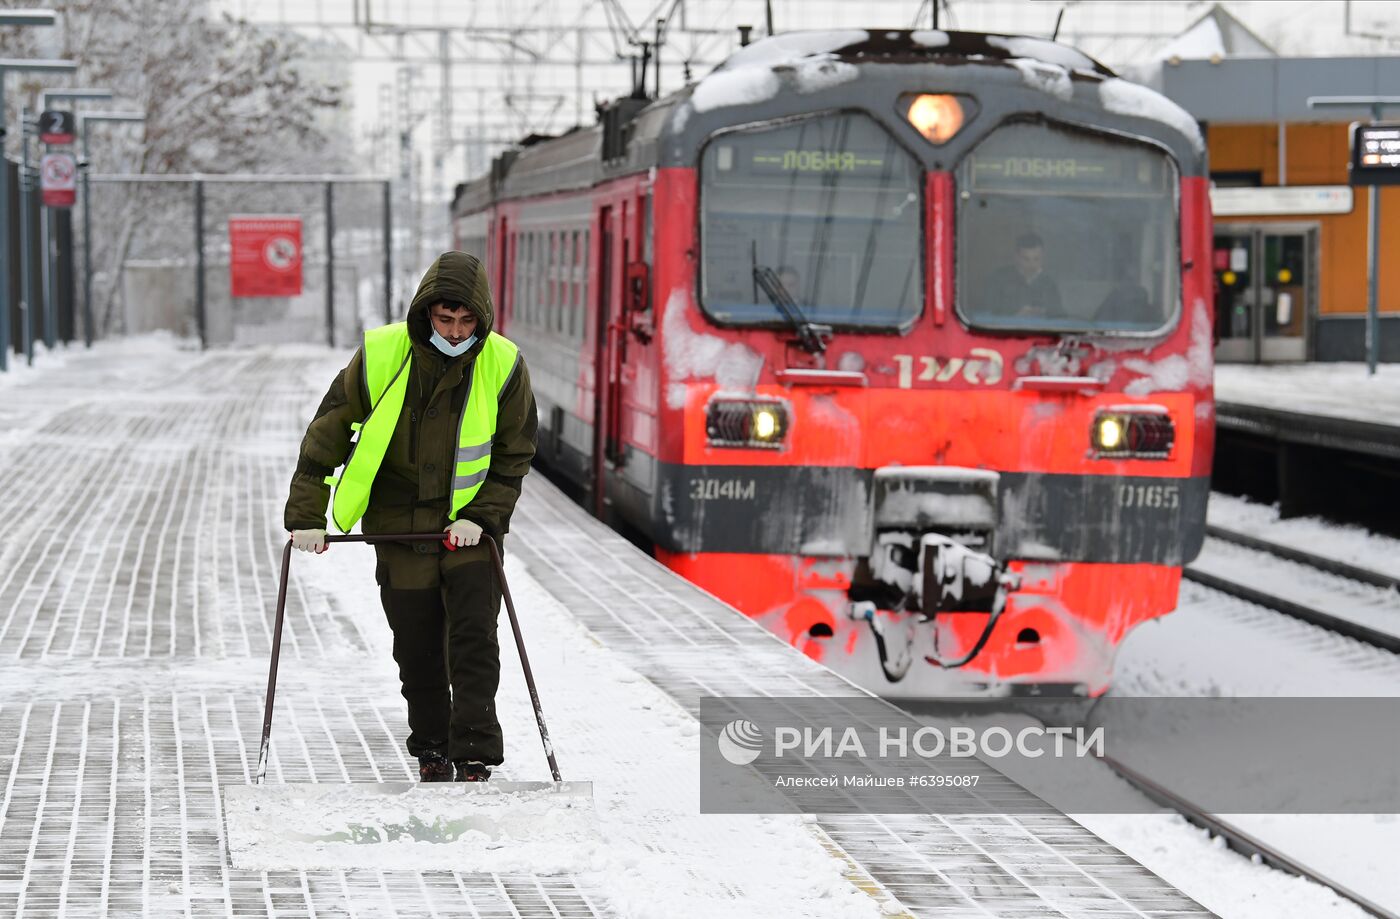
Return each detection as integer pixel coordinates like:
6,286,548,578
256,532,563,784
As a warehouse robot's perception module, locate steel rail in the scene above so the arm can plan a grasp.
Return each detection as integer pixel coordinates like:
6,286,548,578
1102,754,1400,919
1183,566,1400,654
1204,524,1400,592
1184,534,1400,654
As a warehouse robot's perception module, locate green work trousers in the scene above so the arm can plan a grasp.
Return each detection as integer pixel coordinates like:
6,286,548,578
373,539,504,765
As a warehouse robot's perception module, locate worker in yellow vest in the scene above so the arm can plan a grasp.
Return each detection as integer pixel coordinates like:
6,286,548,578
284,251,537,783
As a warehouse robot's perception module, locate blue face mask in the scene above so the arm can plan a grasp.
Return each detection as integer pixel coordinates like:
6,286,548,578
430,330,477,357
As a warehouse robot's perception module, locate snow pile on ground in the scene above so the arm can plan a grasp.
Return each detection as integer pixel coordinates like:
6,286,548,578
283,524,880,918
1214,361,1400,427
224,782,599,872
1076,814,1373,919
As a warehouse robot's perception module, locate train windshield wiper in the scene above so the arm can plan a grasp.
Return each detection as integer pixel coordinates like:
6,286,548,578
752,265,831,355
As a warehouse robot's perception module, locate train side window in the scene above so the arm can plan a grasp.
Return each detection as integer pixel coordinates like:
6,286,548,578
642,194,653,265
520,235,529,327
578,229,590,341
956,120,1179,335
543,230,551,331
566,230,577,338
517,233,527,327
528,232,539,327
552,231,563,336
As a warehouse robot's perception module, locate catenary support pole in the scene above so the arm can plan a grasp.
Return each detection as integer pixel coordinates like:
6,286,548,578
81,124,92,347
0,78,8,372
1365,103,1381,375
194,179,206,350
41,181,52,348
382,179,392,324
20,107,34,365
324,180,335,348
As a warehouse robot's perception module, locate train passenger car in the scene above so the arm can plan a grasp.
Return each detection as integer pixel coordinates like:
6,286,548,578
451,30,1214,697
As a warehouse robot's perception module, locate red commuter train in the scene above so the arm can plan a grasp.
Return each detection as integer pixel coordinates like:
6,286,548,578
451,30,1214,697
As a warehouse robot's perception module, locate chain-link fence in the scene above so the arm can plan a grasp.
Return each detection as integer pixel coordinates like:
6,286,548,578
79,174,393,350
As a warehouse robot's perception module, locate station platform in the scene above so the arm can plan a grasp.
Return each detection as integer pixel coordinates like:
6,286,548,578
1212,363,1400,528
0,339,1214,918
1214,363,1400,459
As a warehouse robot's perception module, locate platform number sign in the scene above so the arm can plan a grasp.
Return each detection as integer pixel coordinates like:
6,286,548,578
1349,122,1400,186
38,109,75,145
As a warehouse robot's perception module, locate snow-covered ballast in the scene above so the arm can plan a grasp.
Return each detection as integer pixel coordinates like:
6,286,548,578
451,30,1215,698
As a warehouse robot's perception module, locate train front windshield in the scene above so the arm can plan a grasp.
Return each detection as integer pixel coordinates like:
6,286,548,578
699,112,922,330
956,121,1180,334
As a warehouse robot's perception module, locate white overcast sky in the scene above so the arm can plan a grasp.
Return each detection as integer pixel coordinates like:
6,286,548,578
216,0,1400,199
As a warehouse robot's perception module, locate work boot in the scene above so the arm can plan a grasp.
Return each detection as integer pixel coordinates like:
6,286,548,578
454,760,491,782
418,751,453,782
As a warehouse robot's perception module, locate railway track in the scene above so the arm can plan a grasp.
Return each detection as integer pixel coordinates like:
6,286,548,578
1105,522,1400,916
1184,524,1400,654
1102,755,1400,919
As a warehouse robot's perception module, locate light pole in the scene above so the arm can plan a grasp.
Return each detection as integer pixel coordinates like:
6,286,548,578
78,110,142,348
37,89,112,349
1308,95,1400,375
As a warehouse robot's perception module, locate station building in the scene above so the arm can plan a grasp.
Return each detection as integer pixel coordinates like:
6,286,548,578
1134,7,1400,364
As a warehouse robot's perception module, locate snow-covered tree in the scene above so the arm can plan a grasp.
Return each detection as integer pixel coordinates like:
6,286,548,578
0,0,353,334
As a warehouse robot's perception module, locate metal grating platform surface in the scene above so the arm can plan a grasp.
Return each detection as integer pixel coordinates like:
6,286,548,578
0,341,1215,918
511,479,1217,919
0,346,607,918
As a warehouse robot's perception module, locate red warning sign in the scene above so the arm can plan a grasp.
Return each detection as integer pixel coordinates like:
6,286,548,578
229,216,303,298
40,153,77,207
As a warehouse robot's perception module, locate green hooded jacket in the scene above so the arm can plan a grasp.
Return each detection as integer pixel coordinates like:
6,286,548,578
284,251,538,540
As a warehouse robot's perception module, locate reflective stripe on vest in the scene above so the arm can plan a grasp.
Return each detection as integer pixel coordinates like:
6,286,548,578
326,323,520,533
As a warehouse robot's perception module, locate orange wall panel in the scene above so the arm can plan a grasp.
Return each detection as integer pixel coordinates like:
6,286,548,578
1209,121,1400,316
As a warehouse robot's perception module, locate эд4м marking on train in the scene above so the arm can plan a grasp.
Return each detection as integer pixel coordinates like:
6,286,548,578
451,28,1213,699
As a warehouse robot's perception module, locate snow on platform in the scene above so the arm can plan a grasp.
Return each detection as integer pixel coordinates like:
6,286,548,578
0,337,1217,918
1213,362,1400,430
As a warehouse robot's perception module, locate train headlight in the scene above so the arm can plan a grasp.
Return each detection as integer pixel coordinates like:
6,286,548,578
1091,409,1175,459
900,93,971,145
1095,416,1125,451
707,399,788,449
753,406,780,441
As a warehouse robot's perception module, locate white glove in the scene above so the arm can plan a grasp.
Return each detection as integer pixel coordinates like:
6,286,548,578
444,519,483,548
290,529,327,553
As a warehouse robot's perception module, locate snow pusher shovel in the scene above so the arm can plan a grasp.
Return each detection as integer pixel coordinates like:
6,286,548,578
222,533,593,867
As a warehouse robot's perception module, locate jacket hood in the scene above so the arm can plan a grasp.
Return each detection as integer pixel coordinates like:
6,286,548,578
406,251,495,352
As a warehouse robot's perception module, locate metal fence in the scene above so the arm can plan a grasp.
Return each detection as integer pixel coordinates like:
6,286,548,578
85,174,393,350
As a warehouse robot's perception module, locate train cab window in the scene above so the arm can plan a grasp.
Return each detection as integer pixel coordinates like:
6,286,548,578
957,120,1179,335
699,112,921,330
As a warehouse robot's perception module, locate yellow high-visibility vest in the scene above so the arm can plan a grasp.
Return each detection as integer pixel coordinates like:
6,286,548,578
326,322,520,533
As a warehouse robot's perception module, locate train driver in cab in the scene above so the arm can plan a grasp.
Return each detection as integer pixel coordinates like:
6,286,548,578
986,231,1064,320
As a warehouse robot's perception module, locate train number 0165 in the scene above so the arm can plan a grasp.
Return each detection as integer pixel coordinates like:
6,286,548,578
1116,483,1180,509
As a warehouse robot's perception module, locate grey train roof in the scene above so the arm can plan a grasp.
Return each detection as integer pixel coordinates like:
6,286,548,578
453,29,1206,213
